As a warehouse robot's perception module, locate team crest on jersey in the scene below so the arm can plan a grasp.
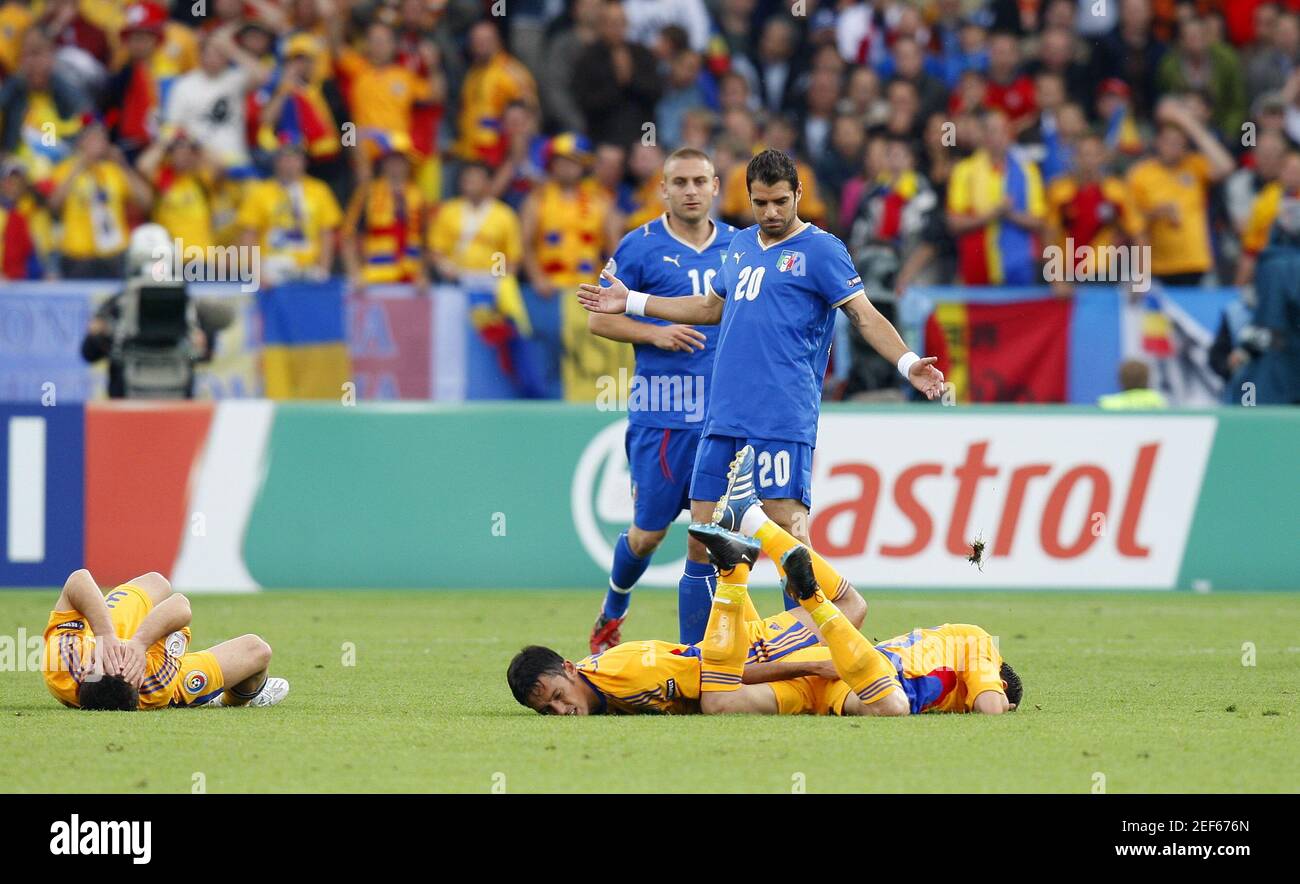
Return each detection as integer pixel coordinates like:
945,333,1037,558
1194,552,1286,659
777,250,804,274
185,671,207,694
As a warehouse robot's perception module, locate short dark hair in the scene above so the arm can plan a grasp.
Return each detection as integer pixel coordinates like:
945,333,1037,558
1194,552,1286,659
746,148,799,193
507,645,567,708
665,146,713,172
1000,662,1023,707
1119,358,1151,391
79,674,138,711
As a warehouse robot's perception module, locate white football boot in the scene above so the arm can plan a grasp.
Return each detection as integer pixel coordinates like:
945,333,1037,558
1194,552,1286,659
247,677,290,707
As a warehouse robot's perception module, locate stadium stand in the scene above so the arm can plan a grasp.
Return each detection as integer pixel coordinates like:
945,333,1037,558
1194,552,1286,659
0,0,1297,403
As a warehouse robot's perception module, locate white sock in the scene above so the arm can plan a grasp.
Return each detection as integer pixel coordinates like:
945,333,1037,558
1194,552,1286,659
739,503,767,537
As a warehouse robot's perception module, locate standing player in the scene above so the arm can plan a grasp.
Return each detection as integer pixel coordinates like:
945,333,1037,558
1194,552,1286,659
579,149,944,639
587,147,739,652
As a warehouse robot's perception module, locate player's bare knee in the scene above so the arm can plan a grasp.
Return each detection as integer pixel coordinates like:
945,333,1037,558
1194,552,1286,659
244,634,272,668
171,593,191,620
838,587,867,629
131,571,172,601
879,690,910,716
627,527,666,557
685,534,709,563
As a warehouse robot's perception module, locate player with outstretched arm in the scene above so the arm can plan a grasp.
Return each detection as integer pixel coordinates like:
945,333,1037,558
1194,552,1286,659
585,146,738,652
579,149,945,639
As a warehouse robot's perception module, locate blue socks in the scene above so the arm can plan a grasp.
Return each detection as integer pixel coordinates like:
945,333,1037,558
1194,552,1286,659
602,532,650,620
678,558,718,644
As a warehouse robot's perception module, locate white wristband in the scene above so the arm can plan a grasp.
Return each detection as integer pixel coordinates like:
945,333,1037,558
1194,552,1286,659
625,289,650,317
897,351,920,379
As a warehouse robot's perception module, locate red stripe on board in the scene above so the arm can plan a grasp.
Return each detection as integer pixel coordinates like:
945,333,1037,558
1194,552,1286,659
84,402,214,586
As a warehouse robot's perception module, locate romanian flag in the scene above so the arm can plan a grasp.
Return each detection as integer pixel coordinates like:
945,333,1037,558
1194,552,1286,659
1138,292,1175,358
258,84,339,160
951,152,1044,285
258,280,353,399
1105,106,1143,157
925,298,1070,403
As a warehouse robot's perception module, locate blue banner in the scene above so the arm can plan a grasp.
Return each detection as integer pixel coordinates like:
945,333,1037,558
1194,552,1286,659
0,404,84,587
0,288,99,403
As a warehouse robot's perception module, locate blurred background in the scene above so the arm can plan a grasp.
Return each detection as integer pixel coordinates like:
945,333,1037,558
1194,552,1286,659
1,0,1297,593
1,0,1297,405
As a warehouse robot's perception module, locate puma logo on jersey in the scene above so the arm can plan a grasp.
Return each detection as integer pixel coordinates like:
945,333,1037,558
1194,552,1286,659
663,255,681,267
732,251,745,263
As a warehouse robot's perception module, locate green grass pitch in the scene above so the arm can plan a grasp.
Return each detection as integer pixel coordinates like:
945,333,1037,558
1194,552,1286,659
1,588,1297,793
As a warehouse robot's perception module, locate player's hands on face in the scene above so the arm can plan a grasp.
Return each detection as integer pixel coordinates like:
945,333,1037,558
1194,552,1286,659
93,634,126,679
576,268,629,314
908,356,945,400
649,323,706,352
119,639,148,689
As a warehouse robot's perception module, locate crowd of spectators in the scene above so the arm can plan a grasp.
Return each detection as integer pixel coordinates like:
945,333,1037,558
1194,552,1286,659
1,0,1298,398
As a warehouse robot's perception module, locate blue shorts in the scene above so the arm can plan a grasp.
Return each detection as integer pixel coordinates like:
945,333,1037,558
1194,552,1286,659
626,424,702,531
689,434,814,508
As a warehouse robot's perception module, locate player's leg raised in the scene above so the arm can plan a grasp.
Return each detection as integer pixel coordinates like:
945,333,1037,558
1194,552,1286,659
781,546,907,716
689,523,779,714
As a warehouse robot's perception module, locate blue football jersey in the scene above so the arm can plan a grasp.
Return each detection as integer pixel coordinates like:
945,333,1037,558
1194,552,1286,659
703,223,864,445
605,215,739,429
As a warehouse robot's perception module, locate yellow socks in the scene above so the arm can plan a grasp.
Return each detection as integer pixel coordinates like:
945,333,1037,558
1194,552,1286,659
799,594,900,706
700,562,751,693
755,520,852,602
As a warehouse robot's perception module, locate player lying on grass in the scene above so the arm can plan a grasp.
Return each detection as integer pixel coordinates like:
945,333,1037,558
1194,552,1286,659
42,569,289,711
507,518,1022,716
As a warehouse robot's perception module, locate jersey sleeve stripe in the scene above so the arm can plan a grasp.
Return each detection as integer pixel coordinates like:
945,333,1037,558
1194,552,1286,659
830,289,865,309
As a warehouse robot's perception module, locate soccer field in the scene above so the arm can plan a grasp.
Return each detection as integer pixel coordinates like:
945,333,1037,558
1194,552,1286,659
2,588,1297,794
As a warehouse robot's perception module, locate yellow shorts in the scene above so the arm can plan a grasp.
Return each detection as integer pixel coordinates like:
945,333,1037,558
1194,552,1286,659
170,650,226,707
43,583,194,710
769,674,853,716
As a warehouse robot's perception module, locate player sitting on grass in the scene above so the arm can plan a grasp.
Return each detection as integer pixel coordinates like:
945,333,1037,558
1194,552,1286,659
42,568,289,711
507,517,1021,716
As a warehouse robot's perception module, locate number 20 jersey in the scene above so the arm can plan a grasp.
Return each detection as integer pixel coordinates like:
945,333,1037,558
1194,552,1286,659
703,223,864,446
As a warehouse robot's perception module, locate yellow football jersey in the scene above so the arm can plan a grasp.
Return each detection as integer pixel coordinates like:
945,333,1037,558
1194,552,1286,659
49,159,131,259
574,611,826,715
575,640,701,715
42,584,185,710
874,623,1005,714
236,176,342,269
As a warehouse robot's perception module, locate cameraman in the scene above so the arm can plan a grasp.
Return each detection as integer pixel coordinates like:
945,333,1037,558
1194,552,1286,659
79,224,228,398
